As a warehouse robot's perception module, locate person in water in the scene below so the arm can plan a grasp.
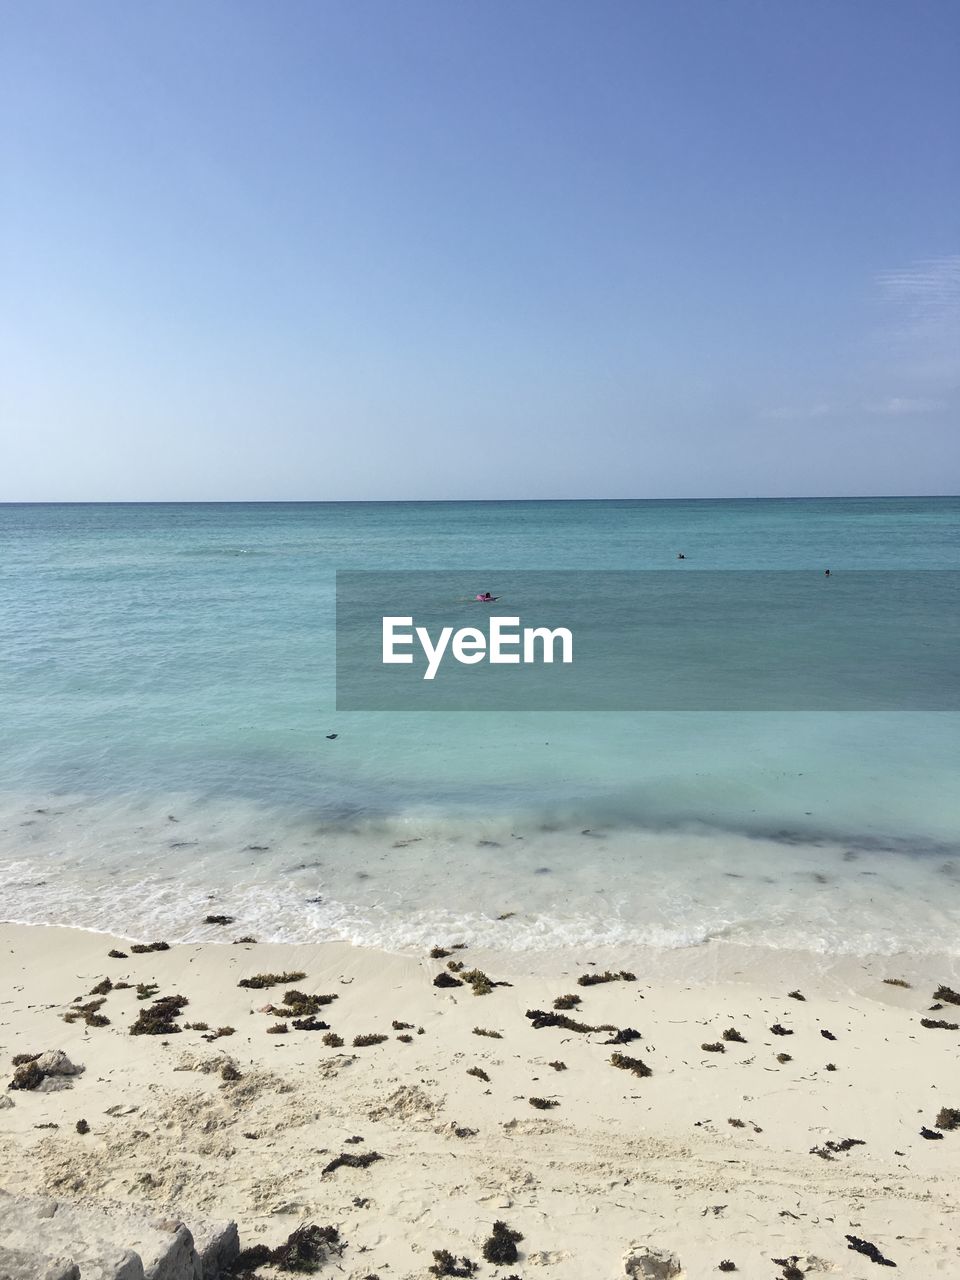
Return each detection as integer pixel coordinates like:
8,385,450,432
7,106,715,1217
476,591,494,601
824,569,831,576
677,552,686,560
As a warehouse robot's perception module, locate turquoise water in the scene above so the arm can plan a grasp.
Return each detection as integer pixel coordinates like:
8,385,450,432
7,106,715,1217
1,498,959,954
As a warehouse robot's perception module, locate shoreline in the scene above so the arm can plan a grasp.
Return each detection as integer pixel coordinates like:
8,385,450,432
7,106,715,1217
3,922,960,1276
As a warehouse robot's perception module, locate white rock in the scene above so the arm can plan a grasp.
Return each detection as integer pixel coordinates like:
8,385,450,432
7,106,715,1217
623,1245,683,1279
35,1051,84,1077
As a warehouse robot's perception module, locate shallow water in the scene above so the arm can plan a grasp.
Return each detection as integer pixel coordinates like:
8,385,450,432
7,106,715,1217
1,498,958,953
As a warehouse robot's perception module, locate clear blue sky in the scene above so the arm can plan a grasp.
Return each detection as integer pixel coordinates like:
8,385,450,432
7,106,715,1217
1,0,957,500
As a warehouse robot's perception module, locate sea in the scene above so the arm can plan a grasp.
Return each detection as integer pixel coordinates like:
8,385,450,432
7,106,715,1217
1,497,958,957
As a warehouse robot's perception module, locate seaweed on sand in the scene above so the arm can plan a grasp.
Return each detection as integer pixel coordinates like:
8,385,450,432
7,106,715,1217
75,1118,89,1134
525,1009,593,1033
88,978,112,996
63,998,110,1028
577,970,636,986
552,993,581,1010
776,1052,792,1064
722,1027,747,1043
845,1234,896,1267
473,1027,502,1039
292,1017,330,1032
238,971,307,989
392,1020,414,1030
352,1033,388,1047
934,984,960,1005
321,1150,382,1175
322,1032,344,1047
610,1051,652,1078
428,1249,478,1276
702,1042,725,1053
130,942,170,954
549,1060,567,1071
107,949,128,959
921,1018,959,1030
770,1024,793,1036
11,1053,40,1066
434,972,463,989
233,1223,343,1274
266,1022,289,1034
430,946,452,959
936,1107,960,1130
129,994,188,1036
274,990,338,1016
9,1060,44,1091
883,977,911,988
528,1096,557,1109
482,1220,523,1265
810,1137,865,1159
136,983,159,1000
467,1066,490,1082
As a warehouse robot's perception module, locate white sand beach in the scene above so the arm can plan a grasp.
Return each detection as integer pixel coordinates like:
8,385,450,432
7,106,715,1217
3,922,960,1277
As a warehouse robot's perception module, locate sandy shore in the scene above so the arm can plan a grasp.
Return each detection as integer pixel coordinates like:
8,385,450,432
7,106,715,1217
2,922,960,1277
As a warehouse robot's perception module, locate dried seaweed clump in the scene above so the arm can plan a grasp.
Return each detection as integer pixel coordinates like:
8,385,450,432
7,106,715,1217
234,1223,343,1274
266,1022,289,1034
845,1235,895,1267
921,1017,959,1030
936,1107,960,1130
430,946,452,959
722,1027,747,1043
934,984,960,1006
429,1249,478,1276
525,1009,596,1034
268,990,339,1018
107,949,128,959
552,993,581,1010
461,968,495,996
434,972,463,989
549,1060,567,1071
528,1096,558,1109
610,1051,652,1078
322,1032,345,1048
136,982,159,1001
129,993,188,1036
577,969,636,986
702,1042,725,1053
322,1150,383,1176
130,941,170,954
776,1052,792,1064
9,1060,45,1091
237,971,307,989
770,1024,793,1036
63,998,110,1029
883,977,911,988
787,989,806,1001
473,1027,503,1039
482,1220,524,1265
293,1017,330,1032
88,978,112,996
233,936,258,944
392,1020,414,1030
353,1033,388,1047
810,1136,865,1159
719,1263,737,1273
75,1118,89,1135
467,1066,490,1083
